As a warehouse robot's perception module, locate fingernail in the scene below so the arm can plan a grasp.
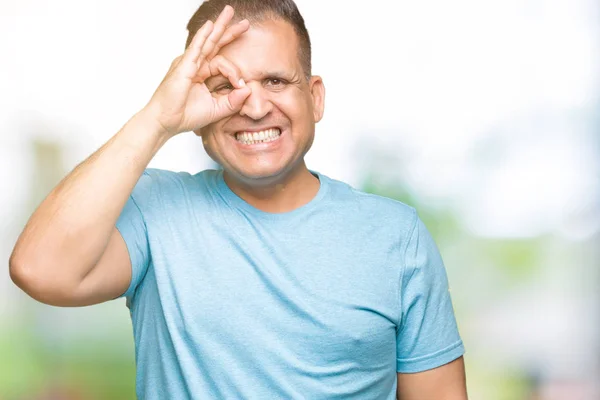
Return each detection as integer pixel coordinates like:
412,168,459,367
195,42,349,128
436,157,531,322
239,79,246,87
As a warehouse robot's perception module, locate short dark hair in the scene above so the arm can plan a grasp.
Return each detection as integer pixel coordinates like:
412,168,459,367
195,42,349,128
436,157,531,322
186,0,312,78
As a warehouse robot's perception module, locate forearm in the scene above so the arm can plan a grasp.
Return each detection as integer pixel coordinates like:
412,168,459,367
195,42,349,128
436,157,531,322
10,109,168,292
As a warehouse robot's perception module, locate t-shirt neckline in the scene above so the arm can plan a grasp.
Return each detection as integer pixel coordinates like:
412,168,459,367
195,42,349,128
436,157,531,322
214,169,329,221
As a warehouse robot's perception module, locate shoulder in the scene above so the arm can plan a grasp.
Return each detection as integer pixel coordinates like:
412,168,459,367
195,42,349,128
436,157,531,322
320,172,418,234
138,167,213,186
130,168,218,207
133,167,218,188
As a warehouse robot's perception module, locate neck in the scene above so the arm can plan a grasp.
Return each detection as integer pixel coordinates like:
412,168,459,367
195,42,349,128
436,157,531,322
223,162,320,213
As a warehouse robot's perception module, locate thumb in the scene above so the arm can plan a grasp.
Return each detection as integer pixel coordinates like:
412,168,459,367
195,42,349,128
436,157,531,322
214,86,251,118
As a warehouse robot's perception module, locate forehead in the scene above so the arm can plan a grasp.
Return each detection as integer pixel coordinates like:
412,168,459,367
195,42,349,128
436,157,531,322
217,19,302,78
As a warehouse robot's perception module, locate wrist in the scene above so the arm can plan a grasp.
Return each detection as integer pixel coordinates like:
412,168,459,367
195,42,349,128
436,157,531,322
136,105,173,141
117,109,172,160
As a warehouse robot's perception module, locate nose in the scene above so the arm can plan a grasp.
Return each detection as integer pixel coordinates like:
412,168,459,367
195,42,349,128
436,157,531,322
239,82,273,120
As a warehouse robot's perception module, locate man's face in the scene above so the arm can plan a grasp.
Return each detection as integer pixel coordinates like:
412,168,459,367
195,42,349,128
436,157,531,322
196,18,325,185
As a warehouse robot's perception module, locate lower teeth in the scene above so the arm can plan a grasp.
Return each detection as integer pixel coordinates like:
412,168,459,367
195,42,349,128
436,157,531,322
238,134,280,145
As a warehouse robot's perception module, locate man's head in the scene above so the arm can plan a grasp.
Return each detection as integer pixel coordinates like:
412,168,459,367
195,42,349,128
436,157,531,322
187,0,312,79
187,1,325,187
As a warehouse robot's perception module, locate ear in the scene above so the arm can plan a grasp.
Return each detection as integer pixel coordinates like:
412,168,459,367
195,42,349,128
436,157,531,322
309,75,325,123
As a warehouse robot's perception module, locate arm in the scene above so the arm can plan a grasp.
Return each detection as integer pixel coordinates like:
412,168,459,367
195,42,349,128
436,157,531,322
395,214,466,398
9,110,168,307
397,356,467,400
9,6,251,306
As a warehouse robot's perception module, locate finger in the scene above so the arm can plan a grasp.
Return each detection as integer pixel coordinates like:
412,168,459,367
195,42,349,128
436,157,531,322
182,20,214,68
215,85,252,117
191,54,244,87
199,6,235,66
207,19,250,60
208,55,245,89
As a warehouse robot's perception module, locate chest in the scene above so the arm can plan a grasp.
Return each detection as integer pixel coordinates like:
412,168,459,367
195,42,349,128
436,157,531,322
144,209,401,367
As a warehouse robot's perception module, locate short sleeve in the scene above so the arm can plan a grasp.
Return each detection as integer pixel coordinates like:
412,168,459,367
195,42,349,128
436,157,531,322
396,213,465,373
115,171,152,301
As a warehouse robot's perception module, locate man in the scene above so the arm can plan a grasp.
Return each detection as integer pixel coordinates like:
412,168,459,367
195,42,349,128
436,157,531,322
9,0,467,398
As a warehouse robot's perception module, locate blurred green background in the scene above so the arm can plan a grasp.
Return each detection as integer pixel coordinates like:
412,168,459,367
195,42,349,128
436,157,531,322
1,0,598,399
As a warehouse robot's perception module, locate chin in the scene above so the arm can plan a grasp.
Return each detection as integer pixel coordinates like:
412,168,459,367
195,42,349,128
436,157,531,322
231,166,285,182
225,160,297,186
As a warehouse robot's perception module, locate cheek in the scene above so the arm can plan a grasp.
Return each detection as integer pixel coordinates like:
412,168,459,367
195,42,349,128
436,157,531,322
198,126,223,159
200,123,223,144
273,92,313,124
198,124,213,138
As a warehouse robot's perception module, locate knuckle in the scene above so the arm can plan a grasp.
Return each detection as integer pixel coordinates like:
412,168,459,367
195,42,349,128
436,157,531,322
200,47,212,59
205,36,218,47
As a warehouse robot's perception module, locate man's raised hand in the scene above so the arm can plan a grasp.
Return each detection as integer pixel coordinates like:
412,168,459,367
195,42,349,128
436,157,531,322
144,5,251,137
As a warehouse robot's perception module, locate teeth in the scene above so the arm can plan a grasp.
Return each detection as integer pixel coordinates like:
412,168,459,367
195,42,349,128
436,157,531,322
236,128,281,145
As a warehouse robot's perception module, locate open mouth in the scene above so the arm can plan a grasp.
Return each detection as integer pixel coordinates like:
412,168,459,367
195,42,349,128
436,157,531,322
235,128,282,145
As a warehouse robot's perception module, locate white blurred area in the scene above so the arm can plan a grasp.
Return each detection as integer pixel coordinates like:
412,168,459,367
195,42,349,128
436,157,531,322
0,0,598,399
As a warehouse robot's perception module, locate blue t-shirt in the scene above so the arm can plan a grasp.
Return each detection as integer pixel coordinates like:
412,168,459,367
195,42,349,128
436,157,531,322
116,168,464,399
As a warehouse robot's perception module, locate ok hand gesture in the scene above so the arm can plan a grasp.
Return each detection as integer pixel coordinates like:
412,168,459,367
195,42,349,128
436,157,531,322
145,6,251,137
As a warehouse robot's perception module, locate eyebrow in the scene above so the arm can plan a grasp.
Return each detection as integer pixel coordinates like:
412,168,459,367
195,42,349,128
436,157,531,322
260,71,294,80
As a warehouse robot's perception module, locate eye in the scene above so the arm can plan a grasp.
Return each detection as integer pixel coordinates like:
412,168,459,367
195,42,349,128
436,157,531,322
265,78,287,89
213,83,233,94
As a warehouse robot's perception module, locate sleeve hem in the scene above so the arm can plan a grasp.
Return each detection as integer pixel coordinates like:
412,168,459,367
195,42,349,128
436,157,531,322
396,340,465,373
114,221,138,300
114,191,147,300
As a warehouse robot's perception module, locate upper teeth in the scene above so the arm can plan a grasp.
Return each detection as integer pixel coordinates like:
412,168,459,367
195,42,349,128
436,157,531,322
236,128,281,144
